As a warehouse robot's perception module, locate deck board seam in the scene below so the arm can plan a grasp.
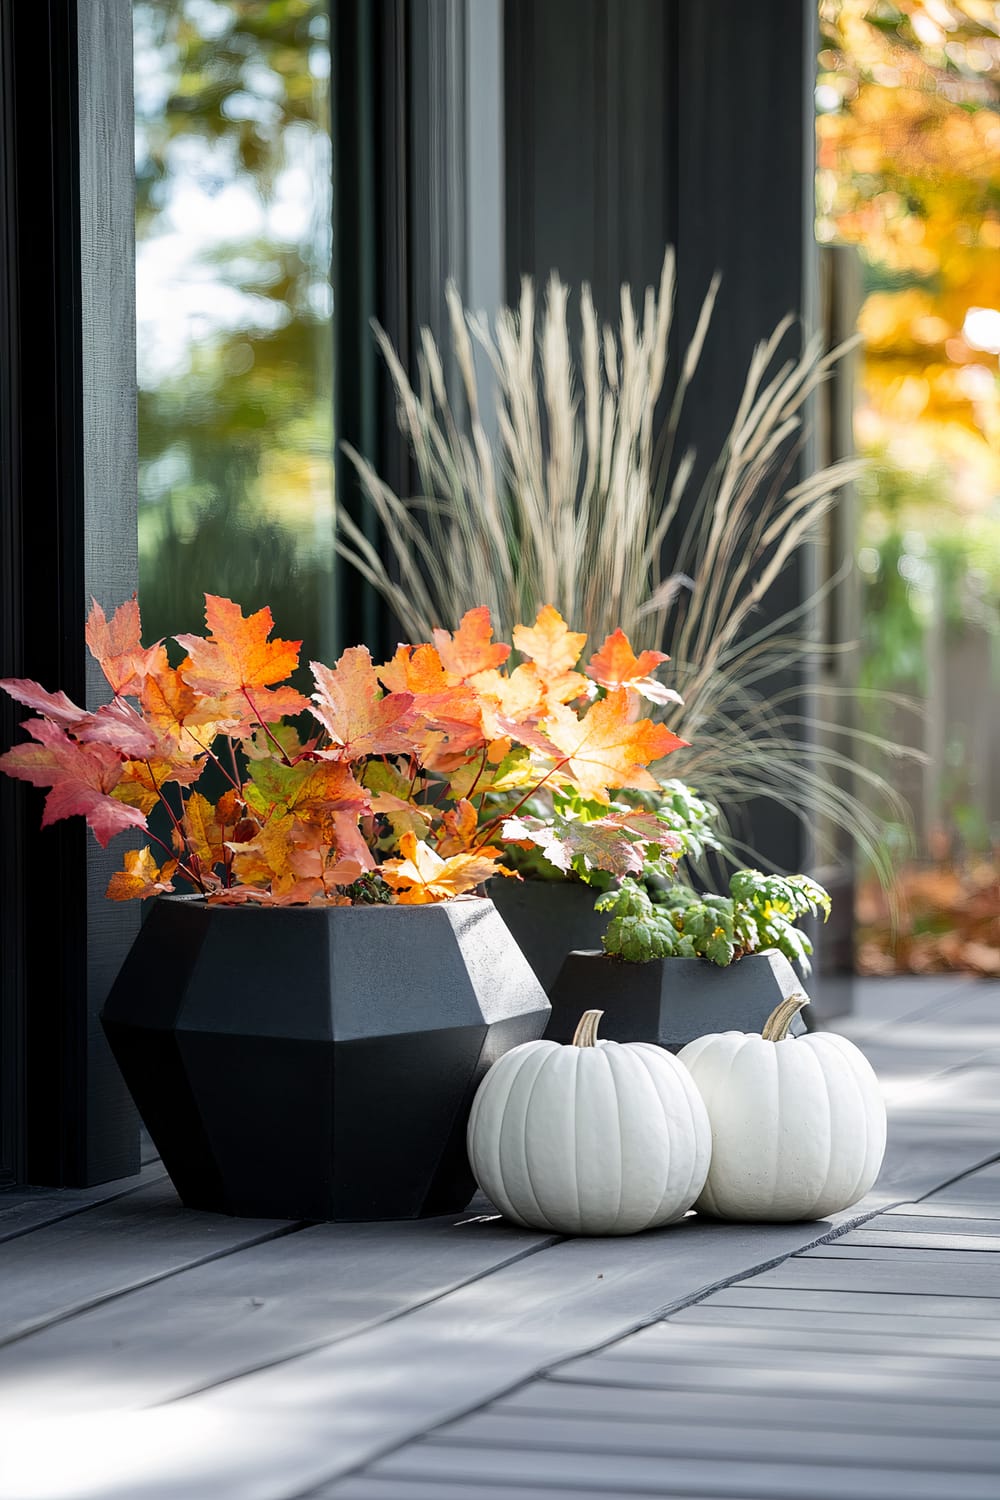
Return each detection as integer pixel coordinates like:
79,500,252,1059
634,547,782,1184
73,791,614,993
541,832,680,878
0,1168,169,1247
159,1229,564,1408
0,1219,308,1350
280,1196,923,1500
294,1143,1000,1495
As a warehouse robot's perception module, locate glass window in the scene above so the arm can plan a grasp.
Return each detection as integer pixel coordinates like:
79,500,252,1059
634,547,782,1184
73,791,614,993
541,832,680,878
134,0,336,665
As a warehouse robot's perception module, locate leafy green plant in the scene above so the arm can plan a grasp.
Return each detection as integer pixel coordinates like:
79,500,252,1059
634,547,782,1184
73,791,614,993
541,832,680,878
597,868,831,970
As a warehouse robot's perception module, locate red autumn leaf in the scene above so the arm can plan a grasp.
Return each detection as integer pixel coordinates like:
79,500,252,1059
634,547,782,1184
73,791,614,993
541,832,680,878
540,688,688,803
0,717,147,847
585,628,682,706
86,596,165,696
175,595,310,725
76,700,160,759
380,831,507,903
310,646,416,759
502,813,647,877
600,807,684,856
106,847,178,902
432,607,510,681
0,678,90,730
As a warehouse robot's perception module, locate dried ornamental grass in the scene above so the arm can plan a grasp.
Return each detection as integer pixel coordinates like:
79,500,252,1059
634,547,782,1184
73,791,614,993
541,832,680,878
337,253,916,881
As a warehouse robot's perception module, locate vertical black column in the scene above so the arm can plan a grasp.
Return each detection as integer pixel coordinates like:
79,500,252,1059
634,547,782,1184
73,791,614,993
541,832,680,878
504,0,820,878
671,1,819,880
0,0,139,1187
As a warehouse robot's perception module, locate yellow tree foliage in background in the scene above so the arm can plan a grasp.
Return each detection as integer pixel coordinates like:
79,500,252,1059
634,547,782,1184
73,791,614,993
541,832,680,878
818,0,1000,512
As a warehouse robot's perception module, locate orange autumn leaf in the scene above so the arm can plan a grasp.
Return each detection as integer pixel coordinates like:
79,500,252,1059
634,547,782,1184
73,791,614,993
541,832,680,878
378,643,485,758
513,606,586,677
437,798,480,857
112,754,204,818
585,628,681,707
469,662,548,740
106,847,178,902
310,646,416,759
380,832,506,903
432,607,510,681
139,659,235,764
86,596,165,697
511,606,589,704
180,791,231,873
175,595,310,725
541,688,688,803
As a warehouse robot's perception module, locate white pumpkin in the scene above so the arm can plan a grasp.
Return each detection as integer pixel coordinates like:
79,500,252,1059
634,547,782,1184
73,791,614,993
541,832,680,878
679,994,887,1222
467,1009,711,1235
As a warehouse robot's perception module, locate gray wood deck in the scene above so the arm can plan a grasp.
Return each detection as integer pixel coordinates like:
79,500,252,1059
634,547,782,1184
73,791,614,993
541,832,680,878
0,975,997,1500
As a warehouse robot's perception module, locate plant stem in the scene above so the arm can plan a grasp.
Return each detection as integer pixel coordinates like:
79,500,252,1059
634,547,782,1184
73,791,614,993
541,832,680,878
474,758,570,849
242,689,292,763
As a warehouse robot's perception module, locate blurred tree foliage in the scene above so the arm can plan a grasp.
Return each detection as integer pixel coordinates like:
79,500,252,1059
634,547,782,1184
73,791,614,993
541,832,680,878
134,0,336,663
818,0,1000,507
819,0,1000,857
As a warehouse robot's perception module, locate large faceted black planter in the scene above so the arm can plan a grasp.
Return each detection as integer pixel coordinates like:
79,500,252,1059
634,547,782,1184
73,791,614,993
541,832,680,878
489,877,606,992
101,895,550,1221
546,949,808,1052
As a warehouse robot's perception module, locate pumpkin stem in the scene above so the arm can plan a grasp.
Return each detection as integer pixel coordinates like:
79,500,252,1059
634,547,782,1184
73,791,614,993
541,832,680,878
572,1010,604,1047
762,993,810,1042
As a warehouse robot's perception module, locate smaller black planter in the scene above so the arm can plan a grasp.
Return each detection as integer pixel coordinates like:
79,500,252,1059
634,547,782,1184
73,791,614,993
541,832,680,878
101,895,550,1221
546,949,808,1052
489,877,607,992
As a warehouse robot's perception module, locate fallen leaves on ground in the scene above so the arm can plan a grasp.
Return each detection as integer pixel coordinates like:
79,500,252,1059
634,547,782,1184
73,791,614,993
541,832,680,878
856,858,1000,977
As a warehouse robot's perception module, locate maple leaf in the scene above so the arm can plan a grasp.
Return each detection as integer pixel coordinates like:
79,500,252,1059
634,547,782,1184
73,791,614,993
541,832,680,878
380,831,507,904
585,628,683,707
0,717,147,847
362,760,433,844
85,597,164,696
181,791,231,873
111,755,204,818
436,798,480,857
244,756,369,830
432,607,510,681
0,678,90,730
378,643,485,758
106,847,178,902
600,807,684,858
175,595,310,726
469,662,548,740
137,658,238,770
501,813,646,877
515,603,587,687
541,688,688,803
310,646,416,759
76,700,159,759
445,745,535,800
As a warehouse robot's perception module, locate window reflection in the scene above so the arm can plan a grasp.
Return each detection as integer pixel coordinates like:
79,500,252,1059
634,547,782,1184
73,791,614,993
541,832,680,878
134,0,335,664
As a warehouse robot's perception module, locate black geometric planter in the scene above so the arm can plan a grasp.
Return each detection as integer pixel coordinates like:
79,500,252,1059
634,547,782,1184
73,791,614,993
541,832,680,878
489,877,607,993
546,949,808,1052
101,895,550,1221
